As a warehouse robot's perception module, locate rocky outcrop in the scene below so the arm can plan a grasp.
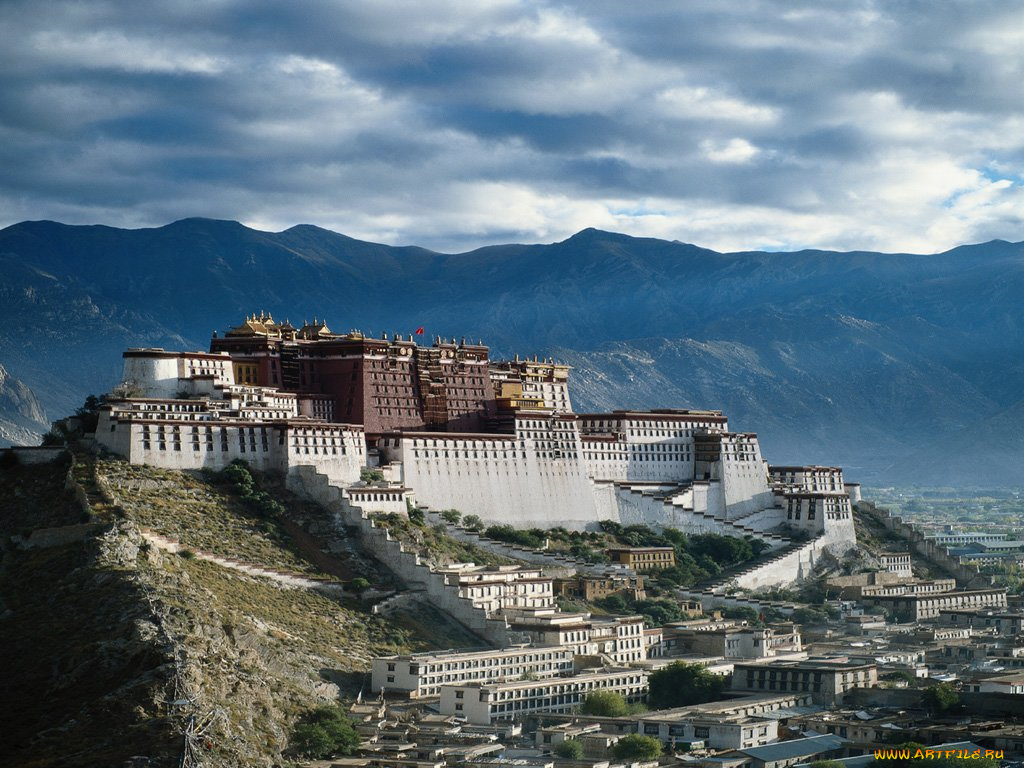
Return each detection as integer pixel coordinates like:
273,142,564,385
1,452,443,767
0,362,47,446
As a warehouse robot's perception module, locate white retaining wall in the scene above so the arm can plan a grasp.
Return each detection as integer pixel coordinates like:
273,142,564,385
287,466,510,646
397,439,601,529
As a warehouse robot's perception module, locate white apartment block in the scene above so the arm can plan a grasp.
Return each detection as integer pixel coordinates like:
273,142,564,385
439,668,649,724
879,553,913,577
371,645,575,698
436,565,556,615
504,608,647,664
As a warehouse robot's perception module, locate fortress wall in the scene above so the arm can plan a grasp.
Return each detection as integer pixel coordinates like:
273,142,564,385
121,355,181,398
344,488,410,516
582,447,694,483
98,413,365,485
581,447,631,482
878,510,988,588
690,480,726,518
95,411,133,456
287,466,509,645
677,590,796,617
823,514,858,554
591,481,620,522
105,421,285,473
732,537,826,590
284,426,364,486
3,447,68,465
626,452,693,482
719,445,774,519
581,428,696,484
399,441,600,530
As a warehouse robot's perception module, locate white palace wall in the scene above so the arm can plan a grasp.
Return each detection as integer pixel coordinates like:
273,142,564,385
716,436,775,519
394,434,601,528
122,351,235,398
96,408,364,486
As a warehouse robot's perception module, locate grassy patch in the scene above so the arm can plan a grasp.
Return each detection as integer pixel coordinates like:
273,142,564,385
373,513,520,567
96,456,330,576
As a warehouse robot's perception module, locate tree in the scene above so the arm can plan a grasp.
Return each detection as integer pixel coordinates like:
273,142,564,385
648,662,726,709
921,682,959,713
40,428,67,446
792,606,832,625
440,509,462,525
290,704,360,758
554,739,584,759
580,690,629,717
350,577,371,592
612,734,662,762
463,514,484,531
596,594,629,614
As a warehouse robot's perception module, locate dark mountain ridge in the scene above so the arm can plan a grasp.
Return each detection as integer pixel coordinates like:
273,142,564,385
1,217,1021,485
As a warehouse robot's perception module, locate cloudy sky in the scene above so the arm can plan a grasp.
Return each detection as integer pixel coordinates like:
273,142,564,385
1,1,1022,252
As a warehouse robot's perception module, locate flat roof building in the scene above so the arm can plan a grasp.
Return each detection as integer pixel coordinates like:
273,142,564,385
731,660,878,705
371,645,575,698
606,547,676,572
438,668,649,725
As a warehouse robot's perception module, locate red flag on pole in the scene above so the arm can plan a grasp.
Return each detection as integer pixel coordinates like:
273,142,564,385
415,326,425,335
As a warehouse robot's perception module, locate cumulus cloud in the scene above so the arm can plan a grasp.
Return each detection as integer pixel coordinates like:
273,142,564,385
0,0,1021,252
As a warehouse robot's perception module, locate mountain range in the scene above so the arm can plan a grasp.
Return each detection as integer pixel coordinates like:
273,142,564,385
1,217,1022,487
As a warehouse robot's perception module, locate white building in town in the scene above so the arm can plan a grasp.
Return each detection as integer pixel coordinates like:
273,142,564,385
371,645,575,698
438,667,649,724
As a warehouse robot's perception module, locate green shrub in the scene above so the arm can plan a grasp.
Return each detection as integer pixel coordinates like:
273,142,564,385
612,734,662,761
440,509,462,524
484,524,546,549
580,690,629,716
921,682,959,713
554,740,584,759
648,661,726,708
290,704,360,758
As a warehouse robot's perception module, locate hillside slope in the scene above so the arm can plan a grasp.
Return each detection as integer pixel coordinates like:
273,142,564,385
0,452,474,767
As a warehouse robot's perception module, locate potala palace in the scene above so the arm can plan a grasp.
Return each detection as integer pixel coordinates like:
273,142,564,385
95,312,859,587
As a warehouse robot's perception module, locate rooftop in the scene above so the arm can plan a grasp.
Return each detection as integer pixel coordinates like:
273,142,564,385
738,733,845,761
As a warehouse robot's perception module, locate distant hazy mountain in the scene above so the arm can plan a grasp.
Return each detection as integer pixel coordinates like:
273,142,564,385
2,218,1022,485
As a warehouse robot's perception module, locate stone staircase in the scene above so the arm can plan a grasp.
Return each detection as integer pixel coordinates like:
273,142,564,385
616,482,789,548
685,533,826,596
